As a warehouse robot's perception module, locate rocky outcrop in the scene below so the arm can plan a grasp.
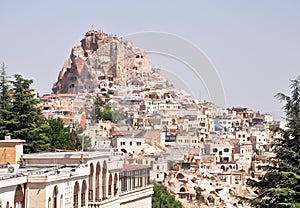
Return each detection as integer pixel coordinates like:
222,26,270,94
52,30,195,104
52,30,152,94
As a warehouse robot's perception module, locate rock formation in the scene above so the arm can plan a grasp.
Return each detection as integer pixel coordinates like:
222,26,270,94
52,30,152,94
52,30,195,105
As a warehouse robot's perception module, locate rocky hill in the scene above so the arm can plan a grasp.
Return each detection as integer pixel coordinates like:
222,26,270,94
52,30,194,103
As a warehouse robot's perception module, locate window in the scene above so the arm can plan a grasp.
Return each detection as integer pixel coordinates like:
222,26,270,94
212,148,218,153
53,186,58,208
157,174,159,178
224,148,229,152
130,142,132,146
14,185,23,208
73,182,79,208
81,181,87,206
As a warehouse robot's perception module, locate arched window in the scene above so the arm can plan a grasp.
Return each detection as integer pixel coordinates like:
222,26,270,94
73,182,80,208
179,187,186,192
114,173,118,195
53,186,58,208
95,162,101,200
89,163,94,201
6,201,9,208
14,185,24,208
81,180,87,206
108,174,113,197
102,161,107,199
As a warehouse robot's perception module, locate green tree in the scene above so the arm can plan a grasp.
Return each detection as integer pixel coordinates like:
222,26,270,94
152,183,183,208
89,97,114,123
101,104,113,121
44,118,81,151
89,96,105,123
245,76,300,207
65,129,81,150
0,63,12,138
0,67,82,153
9,74,48,153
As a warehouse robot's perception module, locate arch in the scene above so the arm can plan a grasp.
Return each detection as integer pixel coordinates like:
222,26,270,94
108,173,113,197
53,186,58,208
229,165,232,169
89,163,94,200
207,195,215,203
221,165,225,172
176,173,185,179
179,187,186,192
102,160,107,199
114,173,118,195
73,181,80,208
81,180,87,206
14,185,24,208
95,162,101,200
6,202,9,208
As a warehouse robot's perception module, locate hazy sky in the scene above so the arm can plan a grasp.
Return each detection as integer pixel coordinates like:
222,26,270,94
1,1,300,118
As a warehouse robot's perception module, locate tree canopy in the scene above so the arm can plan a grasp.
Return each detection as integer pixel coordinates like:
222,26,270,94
152,183,183,208
0,64,82,153
245,76,300,207
88,96,125,124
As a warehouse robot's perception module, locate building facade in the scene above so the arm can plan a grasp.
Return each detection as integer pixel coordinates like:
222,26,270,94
0,138,153,208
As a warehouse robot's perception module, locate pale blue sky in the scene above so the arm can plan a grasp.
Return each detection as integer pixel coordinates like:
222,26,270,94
1,1,300,118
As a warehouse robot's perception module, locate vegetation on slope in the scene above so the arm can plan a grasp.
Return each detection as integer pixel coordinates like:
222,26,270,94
152,183,183,208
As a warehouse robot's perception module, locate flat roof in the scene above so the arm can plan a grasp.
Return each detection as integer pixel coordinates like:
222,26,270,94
23,150,111,159
0,139,26,143
121,164,151,171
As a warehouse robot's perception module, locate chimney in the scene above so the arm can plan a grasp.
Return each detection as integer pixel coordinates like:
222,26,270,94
4,135,11,140
0,136,25,164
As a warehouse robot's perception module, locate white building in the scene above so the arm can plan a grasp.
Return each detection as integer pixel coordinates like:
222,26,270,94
0,138,153,208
